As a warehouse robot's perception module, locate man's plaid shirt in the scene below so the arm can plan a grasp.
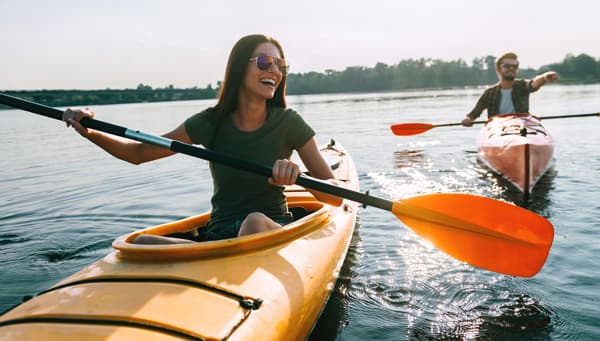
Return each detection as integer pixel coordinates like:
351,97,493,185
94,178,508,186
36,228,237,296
467,79,538,120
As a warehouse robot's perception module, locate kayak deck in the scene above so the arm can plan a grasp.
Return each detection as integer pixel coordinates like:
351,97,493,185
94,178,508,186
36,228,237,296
0,141,359,340
477,113,554,194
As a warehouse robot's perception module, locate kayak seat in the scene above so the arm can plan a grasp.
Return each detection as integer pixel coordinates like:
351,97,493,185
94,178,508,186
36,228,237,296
289,206,309,220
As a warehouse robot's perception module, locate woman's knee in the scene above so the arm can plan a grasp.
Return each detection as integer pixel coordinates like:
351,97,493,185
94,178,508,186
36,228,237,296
243,212,269,226
238,212,280,236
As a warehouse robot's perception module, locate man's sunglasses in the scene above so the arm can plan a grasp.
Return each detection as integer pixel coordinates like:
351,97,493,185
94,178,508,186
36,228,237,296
249,55,289,75
501,63,519,70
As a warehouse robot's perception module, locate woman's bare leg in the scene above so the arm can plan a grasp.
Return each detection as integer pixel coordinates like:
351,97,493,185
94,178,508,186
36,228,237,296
238,212,282,236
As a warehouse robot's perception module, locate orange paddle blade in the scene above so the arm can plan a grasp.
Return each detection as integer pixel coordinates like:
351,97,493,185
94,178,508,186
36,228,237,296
390,123,435,136
392,193,553,277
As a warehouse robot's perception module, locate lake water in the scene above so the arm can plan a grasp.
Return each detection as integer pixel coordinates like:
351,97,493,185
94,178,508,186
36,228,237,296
1,84,599,340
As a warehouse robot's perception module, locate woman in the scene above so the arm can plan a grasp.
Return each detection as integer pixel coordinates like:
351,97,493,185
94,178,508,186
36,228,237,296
63,34,342,243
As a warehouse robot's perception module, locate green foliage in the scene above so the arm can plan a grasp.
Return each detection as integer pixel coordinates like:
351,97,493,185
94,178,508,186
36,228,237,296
1,85,219,108
287,53,600,94
545,53,600,82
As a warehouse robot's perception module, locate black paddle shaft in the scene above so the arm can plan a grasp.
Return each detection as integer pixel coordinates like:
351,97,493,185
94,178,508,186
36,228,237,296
0,93,394,211
439,112,599,127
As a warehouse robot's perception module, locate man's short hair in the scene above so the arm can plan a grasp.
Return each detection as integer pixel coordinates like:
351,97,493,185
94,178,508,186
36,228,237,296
496,52,519,69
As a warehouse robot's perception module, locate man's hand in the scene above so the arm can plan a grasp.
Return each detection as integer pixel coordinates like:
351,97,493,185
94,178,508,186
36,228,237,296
544,71,559,83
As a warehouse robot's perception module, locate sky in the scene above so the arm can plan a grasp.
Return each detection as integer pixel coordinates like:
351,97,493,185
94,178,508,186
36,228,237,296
1,0,598,90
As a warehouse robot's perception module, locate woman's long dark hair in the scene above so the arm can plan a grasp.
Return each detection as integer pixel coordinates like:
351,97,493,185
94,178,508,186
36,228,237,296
214,34,287,116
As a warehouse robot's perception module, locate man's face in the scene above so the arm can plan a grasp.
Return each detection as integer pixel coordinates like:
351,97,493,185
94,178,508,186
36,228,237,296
498,58,519,81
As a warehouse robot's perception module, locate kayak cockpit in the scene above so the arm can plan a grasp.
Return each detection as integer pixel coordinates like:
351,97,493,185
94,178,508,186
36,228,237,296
112,199,331,261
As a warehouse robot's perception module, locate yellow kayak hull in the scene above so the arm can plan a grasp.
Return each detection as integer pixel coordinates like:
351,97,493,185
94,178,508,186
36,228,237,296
0,142,359,340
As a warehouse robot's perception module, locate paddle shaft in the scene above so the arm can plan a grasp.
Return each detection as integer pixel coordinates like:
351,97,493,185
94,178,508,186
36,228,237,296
538,112,600,120
415,112,598,128
435,121,485,127
391,112,599,136
0,93,393,211
432,112,599,127
439,113,599,126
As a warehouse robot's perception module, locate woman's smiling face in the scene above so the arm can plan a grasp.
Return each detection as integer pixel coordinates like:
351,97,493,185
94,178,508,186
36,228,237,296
242,42,284,100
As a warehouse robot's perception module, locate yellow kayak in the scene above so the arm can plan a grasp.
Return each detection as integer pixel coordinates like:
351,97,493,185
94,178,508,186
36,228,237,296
0,141,359,340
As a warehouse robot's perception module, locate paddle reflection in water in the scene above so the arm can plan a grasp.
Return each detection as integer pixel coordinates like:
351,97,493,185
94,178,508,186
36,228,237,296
393,149,426,169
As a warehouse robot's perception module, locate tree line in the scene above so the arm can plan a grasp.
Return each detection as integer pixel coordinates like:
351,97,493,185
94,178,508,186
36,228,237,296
2,53,598,109
0,84,218,108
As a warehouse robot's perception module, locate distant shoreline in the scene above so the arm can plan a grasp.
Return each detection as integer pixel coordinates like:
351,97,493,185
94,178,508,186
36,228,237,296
1,81,598,110
2,52,599,109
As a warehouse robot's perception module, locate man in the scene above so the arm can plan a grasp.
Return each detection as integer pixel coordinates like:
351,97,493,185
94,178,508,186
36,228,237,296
461,52,559,126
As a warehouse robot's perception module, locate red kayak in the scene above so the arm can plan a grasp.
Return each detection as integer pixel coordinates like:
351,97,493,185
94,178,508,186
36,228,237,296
476,113,554,194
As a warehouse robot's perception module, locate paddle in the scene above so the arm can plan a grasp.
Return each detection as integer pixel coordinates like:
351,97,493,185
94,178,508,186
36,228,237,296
391,112,600,136
0,93,554,277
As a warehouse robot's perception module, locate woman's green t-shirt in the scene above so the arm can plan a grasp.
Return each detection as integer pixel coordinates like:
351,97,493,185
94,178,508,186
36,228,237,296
184,106,315,225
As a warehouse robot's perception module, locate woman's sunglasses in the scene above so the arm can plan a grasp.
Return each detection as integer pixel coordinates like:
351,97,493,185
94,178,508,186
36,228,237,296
249,55,289,75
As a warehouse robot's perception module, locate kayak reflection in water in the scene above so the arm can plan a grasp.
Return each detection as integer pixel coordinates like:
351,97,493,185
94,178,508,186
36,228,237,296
461,51,559,127
62,34,342,243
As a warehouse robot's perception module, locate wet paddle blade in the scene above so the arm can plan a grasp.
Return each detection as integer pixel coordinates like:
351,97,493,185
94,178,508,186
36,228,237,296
392,193,554,277
390,123,435,136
